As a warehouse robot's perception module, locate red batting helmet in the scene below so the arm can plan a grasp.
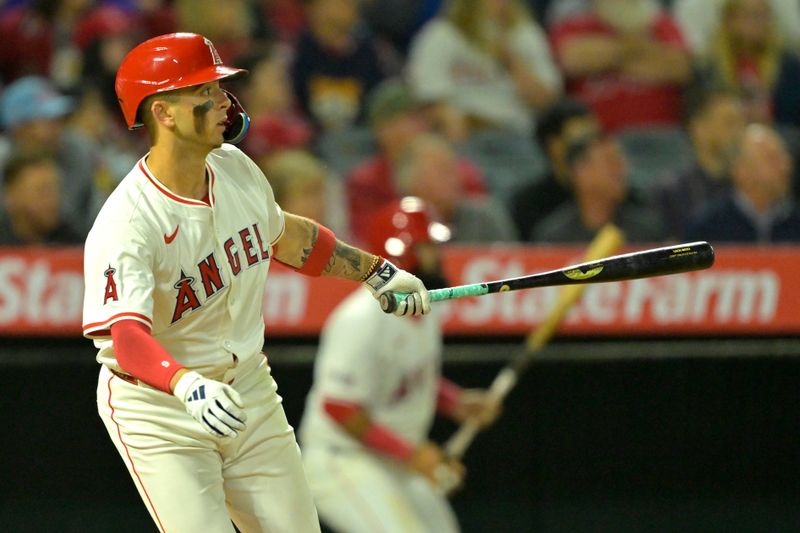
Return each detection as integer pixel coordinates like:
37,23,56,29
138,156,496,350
363,197,451,271
115,32,246,129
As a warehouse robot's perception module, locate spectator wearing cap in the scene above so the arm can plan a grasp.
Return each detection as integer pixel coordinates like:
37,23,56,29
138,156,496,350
231,45,314,161
0,76,99,237
0,152,83,246
531,132,665,243
510,97,600,241
345,79,488,244
685,124,800,242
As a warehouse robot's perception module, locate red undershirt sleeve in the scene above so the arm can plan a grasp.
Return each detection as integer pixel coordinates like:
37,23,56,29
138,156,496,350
110,319,185,393
323,398,415,462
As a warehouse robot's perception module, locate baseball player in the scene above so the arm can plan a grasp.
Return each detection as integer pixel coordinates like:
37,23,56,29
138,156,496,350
82,33,431,533
299,197,501,533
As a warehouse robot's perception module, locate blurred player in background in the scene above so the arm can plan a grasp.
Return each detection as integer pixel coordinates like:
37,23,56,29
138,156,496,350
300,197,501,533
83,33,431,533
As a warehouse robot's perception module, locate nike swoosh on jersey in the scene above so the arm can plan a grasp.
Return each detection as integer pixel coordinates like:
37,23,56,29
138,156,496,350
164,225,180,244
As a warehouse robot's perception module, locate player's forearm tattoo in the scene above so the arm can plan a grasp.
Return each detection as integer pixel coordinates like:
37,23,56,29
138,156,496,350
299,223,319,266
323,241,373,280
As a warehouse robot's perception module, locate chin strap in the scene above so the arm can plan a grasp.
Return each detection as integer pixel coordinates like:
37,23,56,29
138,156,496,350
222,89,250,144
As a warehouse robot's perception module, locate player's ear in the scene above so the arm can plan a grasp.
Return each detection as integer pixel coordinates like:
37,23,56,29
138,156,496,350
151,99,176,129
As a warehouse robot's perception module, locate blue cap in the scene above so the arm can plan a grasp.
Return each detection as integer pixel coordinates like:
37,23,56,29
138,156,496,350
1,76,75,129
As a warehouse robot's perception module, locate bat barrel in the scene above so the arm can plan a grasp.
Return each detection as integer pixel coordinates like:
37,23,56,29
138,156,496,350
578,240,714,282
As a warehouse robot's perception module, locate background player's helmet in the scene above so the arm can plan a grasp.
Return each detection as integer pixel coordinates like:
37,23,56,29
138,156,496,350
115,32,247,131
364,197,451,271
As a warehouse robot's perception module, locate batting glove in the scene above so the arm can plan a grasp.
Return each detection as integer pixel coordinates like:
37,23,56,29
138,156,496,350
174,371,247,438
363,259,431,316
407,441,465,492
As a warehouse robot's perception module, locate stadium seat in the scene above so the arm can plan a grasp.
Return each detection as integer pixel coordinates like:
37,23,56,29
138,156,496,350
617,127,694,193
456,128,548,204
314,127,377,178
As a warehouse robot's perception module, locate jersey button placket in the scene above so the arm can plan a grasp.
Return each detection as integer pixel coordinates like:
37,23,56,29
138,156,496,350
211,206,233,354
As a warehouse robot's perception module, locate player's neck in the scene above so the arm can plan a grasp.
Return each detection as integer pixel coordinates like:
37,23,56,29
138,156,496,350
147,142,210,200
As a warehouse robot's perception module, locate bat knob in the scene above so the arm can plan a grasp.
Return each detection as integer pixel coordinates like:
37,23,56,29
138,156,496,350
379,292,398,314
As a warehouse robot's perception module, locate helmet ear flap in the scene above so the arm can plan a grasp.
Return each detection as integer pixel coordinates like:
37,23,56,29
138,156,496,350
222,89,250,144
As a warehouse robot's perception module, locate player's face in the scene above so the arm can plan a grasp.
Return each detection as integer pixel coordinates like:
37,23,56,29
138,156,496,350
172,82,231,148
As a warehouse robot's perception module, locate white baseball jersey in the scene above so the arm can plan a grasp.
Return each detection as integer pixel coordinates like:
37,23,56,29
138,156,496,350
83,143,284,377
300,288,460,533
87,143,320,532
299,288,442,451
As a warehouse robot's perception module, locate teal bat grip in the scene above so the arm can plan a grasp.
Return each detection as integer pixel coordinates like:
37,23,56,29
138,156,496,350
378,283,490,314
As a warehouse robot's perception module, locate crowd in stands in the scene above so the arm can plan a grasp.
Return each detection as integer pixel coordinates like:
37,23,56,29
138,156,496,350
1,0,800,248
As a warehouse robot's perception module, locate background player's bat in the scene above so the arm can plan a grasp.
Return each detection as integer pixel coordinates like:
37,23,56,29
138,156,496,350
379,240,715,314
442,225,625,464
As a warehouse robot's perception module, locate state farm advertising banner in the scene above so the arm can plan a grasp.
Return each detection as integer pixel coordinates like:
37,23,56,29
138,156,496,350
0,245,796,337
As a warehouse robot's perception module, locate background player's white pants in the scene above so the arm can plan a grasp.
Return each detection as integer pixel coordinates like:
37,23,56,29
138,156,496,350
302,446,460,533
97,360,320,533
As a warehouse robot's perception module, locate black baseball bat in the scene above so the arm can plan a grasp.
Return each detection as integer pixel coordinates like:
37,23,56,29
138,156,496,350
380,241,715,313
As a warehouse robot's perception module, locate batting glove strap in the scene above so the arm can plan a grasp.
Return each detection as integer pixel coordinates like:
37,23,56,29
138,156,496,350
363,260,431,317
174,371,247,438
173,371,203,402
363,259,398,292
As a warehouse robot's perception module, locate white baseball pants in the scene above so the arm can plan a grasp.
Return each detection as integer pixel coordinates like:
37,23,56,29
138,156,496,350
302,446,460,533
97,359,320,533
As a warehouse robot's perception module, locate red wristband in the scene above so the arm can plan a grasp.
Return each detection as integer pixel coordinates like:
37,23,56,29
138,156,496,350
437,377,463,418
289,221,336,276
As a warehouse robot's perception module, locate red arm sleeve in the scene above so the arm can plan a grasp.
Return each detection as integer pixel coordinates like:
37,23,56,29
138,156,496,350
323,398,415,462
436,377,463,418
110,320,185,393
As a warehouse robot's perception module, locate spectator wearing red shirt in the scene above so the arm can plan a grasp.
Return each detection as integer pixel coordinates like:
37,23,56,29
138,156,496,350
346,79,487,245
0,0,92,87
550,0,692,132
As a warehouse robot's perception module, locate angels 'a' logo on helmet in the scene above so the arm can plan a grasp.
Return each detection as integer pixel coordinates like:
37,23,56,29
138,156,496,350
203,37,222,65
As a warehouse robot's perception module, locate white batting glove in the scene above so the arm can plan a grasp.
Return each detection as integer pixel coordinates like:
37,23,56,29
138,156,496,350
363,259,431,316
174,371,247,438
